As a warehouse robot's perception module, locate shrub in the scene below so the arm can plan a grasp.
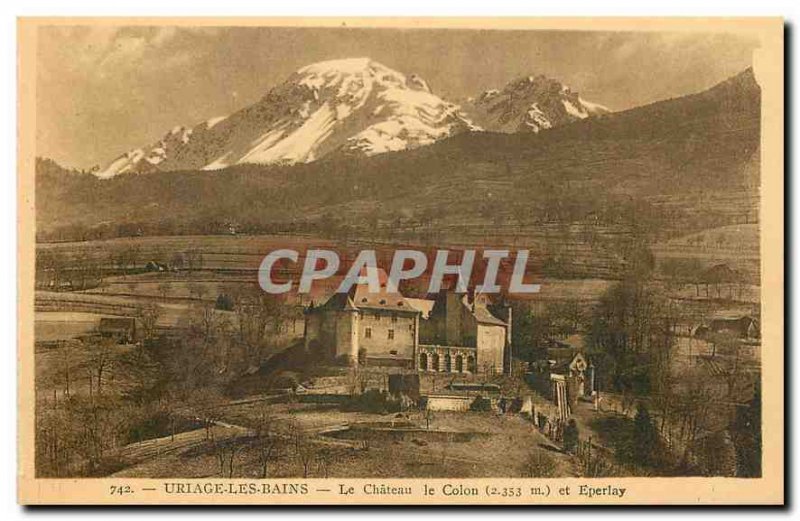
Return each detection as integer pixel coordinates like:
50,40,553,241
469,395,492,412
524,451,557,477
632,405,659,465
563,419,579,454
270,371,300,391
215,294,235,311
342,389,400,414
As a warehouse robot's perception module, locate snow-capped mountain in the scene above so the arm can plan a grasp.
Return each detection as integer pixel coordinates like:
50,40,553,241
97,58,476,178
462,74,610,134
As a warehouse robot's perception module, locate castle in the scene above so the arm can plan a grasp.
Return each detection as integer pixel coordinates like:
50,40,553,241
303,270,511,374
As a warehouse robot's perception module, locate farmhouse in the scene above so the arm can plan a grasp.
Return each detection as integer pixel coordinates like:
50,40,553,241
693,314,760,340
303,270,511,374
97,317,136,343
528,336,595,419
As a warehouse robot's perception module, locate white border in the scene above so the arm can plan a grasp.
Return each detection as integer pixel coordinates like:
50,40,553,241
3,1,795,518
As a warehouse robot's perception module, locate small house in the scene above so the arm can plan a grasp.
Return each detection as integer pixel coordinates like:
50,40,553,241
144,260,168,272
98,317,136,343
693,314,760,340
528,336,595,415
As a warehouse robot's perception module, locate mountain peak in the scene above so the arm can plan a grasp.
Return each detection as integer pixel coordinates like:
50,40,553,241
96,57,472,177
464,73,610,133
297,57,376,75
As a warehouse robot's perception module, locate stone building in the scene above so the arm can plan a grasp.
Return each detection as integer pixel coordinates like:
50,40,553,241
303,274,421,367
417,292,511,375
303,274,511,374
528,336,595,419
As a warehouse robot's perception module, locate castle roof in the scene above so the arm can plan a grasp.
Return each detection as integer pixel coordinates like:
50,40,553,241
309,267,420,315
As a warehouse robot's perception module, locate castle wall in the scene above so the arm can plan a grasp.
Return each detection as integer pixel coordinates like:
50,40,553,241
334,311,359,361
358,310,416,361
476,323,506,374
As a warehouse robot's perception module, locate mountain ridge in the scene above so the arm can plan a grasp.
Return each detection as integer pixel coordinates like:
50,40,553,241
95,58,611,178
38,68,759,247
461,74,610,134
97,58,477,178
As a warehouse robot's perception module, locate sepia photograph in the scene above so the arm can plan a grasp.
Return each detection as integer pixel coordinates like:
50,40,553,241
16,16,784,505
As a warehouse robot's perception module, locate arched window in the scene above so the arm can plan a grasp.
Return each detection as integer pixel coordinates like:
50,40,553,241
444,354,452,373
467,355,477,373
419,352,428,371
431,353,440,372
455,355,464,373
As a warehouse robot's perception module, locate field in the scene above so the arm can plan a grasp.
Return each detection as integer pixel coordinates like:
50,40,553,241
112,405,577,479
32,228,761,479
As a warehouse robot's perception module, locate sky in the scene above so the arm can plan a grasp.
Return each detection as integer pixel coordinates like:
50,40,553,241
35,25,759,169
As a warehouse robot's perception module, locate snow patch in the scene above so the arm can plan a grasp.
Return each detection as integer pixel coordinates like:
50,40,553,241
562,99,588,119
524,103,552,132
240,103,337,164
203,151,235,171
578,97,611,115
206,116,226,129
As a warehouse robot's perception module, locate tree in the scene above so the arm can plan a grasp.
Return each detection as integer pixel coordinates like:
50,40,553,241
170,252,186,271
188,282,208,302
137,304,161,341
215,293,235,311
563,419,579,454
83,337,116,397
193,302,218,345
230,287,292,366
315,448,335,478
294,430,316,478
588,275,675,395
632,404,660,467
57,340,80,397
254,414,285,478
509,301,553,361
211,433,240,478
731,383,762,477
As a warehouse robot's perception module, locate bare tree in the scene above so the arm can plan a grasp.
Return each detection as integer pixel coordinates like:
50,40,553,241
315,448,335,478
188,282,208,302
57,340,80,398
254,415,286,478
293,428,316,478
137,303,161,341
156,281,171,302
211,432,239,478
83,337,115,397
194,302,218,345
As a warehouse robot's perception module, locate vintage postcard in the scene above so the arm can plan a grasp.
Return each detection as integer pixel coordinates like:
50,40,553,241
17,17,784,505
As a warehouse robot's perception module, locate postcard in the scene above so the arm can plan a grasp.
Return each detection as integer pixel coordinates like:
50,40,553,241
17,17,784,505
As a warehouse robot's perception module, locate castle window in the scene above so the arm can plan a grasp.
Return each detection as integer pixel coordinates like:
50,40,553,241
365,327,372,339
390,350,398,355
361,297,368,303
379,299,386,305
388,329,395,340
408,324,414,331
398,301,404,306
391,314,398,323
